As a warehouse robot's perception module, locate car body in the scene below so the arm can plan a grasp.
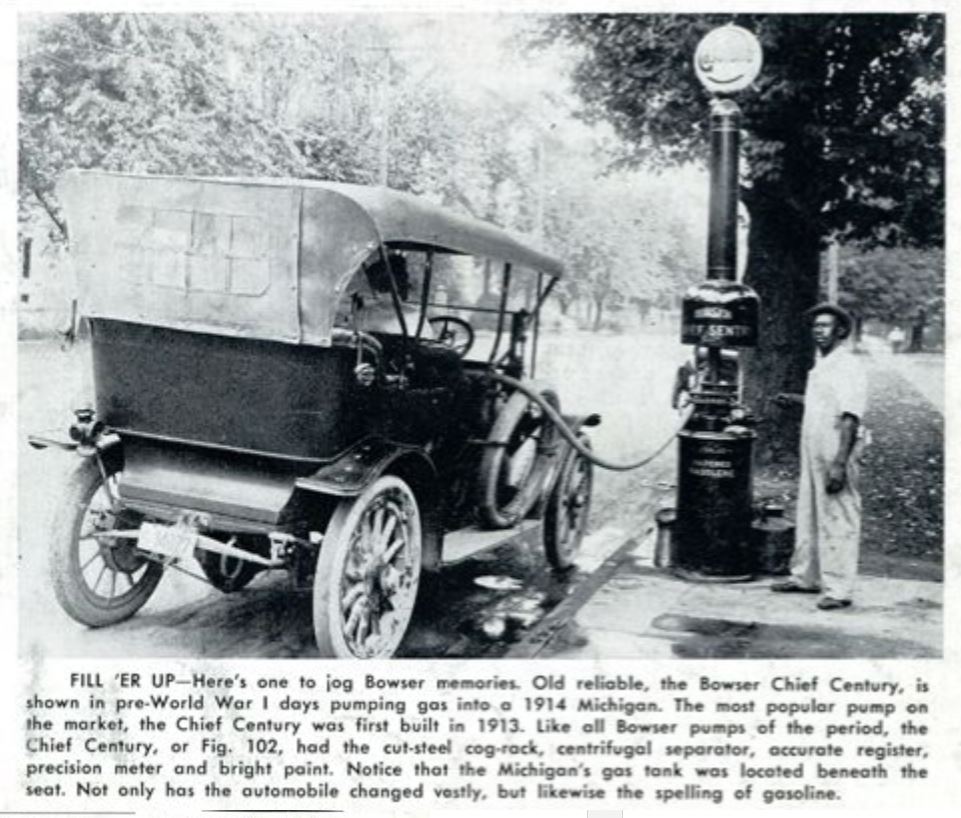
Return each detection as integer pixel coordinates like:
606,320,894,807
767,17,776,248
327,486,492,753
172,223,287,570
30,170,596,658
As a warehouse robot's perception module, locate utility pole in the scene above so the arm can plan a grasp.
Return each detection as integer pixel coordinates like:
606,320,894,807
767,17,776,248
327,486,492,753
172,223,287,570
377,55,391,186
363,45,393,187
827,238,840,304
534,137,545,241
364,44,429,187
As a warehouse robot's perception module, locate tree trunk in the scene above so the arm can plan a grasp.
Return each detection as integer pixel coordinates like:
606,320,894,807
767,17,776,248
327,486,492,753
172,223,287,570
909,309,926,352
742,187,821,464
909,323,924,352
636,298,651,326
592,296,604,332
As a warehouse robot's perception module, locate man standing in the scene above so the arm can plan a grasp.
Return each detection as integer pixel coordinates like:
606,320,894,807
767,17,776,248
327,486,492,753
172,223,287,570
887,325,906,354
772,303,868,610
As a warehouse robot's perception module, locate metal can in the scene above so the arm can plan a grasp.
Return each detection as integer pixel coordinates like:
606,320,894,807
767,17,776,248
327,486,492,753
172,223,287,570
654,508,677,568
751,516,795,575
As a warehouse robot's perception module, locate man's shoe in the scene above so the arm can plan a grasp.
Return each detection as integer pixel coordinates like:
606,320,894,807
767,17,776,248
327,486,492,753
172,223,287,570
817,597,852,611
771,580,820,594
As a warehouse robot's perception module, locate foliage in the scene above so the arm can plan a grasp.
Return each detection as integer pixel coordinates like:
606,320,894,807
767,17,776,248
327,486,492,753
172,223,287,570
540,13,943,455
542,13,944,248
837,247,943,324
19,12,711,325
20,15,342,231
543,162,705,329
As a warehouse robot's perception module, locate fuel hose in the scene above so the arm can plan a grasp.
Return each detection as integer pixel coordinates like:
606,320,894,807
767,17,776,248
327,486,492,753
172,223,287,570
488,372,692,473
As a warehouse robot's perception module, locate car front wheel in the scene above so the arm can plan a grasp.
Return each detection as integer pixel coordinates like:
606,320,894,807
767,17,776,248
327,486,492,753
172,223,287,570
544,435,593,570
312,475,422,658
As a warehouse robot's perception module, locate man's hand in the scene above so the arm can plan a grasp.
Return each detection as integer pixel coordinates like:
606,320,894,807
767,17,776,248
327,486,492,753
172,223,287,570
828,414,859,494
826,461,846,494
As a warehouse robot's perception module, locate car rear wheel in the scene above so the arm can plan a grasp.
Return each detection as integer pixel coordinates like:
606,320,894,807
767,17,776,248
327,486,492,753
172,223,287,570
49,457,164,627
544,435,593,570
313,476,422,658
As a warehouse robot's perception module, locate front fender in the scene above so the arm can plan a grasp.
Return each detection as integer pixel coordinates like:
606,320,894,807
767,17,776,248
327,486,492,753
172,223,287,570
295,437,435,498
296,437,442,571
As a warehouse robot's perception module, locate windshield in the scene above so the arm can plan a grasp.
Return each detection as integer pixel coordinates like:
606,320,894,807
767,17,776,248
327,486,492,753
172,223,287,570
333,247,551,365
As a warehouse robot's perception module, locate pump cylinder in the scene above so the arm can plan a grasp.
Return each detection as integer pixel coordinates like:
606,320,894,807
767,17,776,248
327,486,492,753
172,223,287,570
707,98,741,281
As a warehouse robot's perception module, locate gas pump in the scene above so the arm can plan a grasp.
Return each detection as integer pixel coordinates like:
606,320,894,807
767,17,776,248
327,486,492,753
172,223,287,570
672,25,763,581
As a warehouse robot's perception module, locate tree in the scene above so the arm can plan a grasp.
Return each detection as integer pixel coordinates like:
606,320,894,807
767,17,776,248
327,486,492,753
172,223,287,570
544,168,670,331
540,14,944,459
837,246,943,351
18,14,406,233
20,15,294,235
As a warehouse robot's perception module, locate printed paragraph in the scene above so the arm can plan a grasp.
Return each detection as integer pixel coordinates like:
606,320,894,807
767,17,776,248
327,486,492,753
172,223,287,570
20,668,932,807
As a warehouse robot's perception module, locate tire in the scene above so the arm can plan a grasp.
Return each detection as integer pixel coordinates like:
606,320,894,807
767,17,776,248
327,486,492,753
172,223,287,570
49,457,164,627
196,537,266,593
477,384,560,529
544,435,593,570
313,475,422,658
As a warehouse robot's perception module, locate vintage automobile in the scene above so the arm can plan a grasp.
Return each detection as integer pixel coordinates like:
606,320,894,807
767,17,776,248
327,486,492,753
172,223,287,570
30,170,597,658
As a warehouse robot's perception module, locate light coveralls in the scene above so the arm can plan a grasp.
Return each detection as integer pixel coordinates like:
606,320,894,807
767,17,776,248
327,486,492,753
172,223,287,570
790,344,868,600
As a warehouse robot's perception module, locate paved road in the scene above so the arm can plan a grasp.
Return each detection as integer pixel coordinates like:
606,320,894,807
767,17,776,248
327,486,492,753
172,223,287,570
17,329,684,659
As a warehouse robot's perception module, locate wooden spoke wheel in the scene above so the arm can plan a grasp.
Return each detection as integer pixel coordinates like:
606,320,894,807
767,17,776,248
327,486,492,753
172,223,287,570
49,458,164,627
544,435,593,570
313,476,422,658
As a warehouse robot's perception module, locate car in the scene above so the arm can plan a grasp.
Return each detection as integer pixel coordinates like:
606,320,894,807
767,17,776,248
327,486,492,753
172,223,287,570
29,170,597,658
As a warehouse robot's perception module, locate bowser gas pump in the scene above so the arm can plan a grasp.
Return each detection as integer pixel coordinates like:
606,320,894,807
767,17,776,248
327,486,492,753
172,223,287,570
672,25,764,581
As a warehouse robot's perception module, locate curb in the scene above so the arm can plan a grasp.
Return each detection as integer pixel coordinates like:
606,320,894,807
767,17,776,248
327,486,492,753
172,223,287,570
502,525,654,658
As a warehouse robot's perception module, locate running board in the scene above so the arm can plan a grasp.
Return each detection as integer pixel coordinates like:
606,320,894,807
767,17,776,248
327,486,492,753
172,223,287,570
442,520,542,565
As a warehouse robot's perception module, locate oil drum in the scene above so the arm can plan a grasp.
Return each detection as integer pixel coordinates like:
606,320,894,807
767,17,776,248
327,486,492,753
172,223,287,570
674,428,754,580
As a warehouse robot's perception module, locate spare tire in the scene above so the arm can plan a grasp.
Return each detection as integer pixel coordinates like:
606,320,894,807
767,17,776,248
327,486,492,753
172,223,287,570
476,383,560,529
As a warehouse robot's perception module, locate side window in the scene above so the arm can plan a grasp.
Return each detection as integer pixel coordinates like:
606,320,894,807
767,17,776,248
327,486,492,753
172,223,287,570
333,252,419,334
112,206,270,296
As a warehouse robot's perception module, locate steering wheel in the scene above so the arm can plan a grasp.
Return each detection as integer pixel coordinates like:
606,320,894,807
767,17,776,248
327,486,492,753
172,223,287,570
427,315,475,357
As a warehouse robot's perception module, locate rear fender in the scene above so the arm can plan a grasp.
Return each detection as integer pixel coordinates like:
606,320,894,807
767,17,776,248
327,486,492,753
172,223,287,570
296,438,442,570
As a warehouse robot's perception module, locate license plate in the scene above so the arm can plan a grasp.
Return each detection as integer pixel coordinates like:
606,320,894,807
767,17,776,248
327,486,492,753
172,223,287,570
138,523,197,562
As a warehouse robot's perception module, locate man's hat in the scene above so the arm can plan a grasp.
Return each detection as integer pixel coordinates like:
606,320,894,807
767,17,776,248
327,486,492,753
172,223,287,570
805,302,854,340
